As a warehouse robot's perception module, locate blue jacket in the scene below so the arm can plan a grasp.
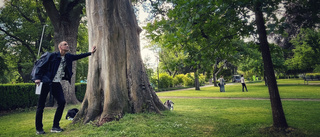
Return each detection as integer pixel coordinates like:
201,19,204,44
33,52,91,83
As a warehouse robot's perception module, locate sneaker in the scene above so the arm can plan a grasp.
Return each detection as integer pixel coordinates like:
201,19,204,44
36,130,45,135
51,127,64,133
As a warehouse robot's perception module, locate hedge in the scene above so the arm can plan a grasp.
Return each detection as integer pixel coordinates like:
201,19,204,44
0,83,87,111
75,83,87,102
0,83,38,111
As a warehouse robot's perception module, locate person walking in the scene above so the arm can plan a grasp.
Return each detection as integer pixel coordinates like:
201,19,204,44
219,75,226,92
33,41,96,135
241,75,248,92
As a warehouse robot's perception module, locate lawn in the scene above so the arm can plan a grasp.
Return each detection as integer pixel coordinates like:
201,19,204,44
0,79,319,137
157,80,320,99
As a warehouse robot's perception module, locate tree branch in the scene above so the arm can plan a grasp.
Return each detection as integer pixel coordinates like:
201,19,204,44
10,1,35,23
0,27,36,60
42,0,60,29
36,0,46,24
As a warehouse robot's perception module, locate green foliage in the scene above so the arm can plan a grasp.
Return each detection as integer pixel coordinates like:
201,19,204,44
75,83,87,102
144,0,248,79
150,72,206,89
183,73,194,87
237,40,286,78
198,74,206,86
0,83,37,110
0,0,53,83
286,28,320,73
173,74,185,86
0,83,86,110
159,73,173,88
76,23,89,83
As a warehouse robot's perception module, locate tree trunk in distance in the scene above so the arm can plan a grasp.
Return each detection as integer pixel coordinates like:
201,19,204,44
195,67,200,90
74,0,167,126
254,1,288,128
213,58,218,87
42,0,84,105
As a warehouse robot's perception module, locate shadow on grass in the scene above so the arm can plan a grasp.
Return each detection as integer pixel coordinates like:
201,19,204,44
260,126,305,137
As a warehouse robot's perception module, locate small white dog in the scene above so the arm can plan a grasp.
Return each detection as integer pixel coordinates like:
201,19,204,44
164,100,174,110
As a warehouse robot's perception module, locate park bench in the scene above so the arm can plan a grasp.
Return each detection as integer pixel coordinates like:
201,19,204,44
304,75,320,85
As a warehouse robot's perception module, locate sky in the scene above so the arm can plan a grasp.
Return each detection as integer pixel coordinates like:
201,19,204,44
135,4,158,69
0,0,157,68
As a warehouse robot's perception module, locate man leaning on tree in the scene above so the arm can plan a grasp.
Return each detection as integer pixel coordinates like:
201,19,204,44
32,41,96,135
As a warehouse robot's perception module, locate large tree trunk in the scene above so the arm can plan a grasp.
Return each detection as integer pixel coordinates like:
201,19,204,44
74,0,167,126
254,2,288,128
42,0,84,105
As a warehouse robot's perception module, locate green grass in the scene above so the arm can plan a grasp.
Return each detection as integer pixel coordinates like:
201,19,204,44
0,79,319,137
157,80,320,99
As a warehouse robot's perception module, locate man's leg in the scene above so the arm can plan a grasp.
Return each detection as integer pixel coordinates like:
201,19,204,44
51,82,66,129
35,83,51,131
242,83,245,92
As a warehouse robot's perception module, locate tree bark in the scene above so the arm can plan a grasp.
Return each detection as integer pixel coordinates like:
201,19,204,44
213,58,219,87
194,67,200,90
42,0,85,104
214,59,226,87
254,1,288,128
74,0,167,126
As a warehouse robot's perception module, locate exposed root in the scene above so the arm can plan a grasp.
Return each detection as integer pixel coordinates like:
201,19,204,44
97,113,123,126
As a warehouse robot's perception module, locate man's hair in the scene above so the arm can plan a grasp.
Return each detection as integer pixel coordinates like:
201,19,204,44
241,75,243,77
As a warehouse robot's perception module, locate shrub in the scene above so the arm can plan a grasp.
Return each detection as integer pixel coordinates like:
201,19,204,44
183,73,194,86
173,74,185,86
75,83,87,102
0,83,38,111
159,73,173,88
0,83,87,111
199,74,206,86
150,76,158,89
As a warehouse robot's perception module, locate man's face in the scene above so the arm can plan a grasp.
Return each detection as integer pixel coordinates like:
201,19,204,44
59,41,69,52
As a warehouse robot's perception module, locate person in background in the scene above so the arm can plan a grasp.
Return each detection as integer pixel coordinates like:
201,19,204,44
219,75,225,92
241,75,248,92
33,41,96,135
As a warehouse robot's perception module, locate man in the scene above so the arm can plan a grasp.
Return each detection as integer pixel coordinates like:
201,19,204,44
33,41,96,135
241,75,248,92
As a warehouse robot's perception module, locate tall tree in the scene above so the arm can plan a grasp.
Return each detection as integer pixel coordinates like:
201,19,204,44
144,0,247,89
278,0,320,50
41,0,85,104
254,0,288,128
74,0,166,125
285,28,320,73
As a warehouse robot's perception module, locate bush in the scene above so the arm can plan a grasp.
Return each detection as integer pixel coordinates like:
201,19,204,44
0,83,87,111
199,74,206,86
75,83,87,102
0,83,38,111
159,73,173,88
173,74,185,86
150,76,158,89
183,73,194,86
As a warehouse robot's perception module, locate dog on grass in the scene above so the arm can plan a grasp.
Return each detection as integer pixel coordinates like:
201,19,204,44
164,100,174,110
65,108,79,120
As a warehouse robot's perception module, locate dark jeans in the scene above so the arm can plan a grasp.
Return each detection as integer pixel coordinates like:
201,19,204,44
242,83,248,92
35,82,66,131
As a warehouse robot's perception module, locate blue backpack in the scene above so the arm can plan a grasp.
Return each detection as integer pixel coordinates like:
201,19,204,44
31,52,50,82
